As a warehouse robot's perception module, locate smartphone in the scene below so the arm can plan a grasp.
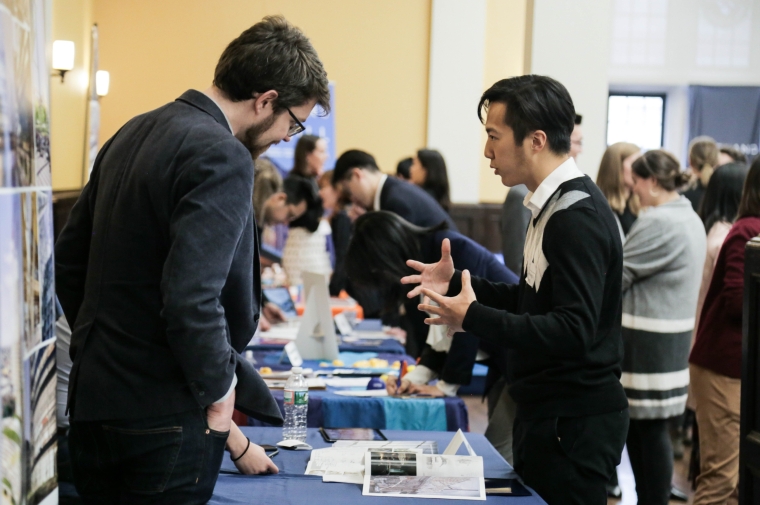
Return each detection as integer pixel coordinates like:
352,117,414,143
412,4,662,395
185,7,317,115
259,444,279,458
319,427,387,443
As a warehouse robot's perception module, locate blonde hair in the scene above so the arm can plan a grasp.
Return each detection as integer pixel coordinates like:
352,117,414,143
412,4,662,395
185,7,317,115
253,158,283,220
689,136,719,187
596,142,640,214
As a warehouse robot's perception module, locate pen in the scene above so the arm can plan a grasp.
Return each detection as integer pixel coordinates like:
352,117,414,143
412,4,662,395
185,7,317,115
397,360,407,389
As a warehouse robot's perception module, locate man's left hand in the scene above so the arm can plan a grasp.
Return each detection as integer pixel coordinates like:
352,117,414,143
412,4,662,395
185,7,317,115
418,269,477,334
262,303,286,324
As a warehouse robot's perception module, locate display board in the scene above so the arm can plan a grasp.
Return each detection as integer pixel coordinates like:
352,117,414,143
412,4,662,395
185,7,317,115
0,0,57,502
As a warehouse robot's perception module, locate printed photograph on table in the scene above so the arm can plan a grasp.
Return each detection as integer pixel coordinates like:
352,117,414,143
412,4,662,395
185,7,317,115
0,1,34,187
0,192,25,505
366,476,484,499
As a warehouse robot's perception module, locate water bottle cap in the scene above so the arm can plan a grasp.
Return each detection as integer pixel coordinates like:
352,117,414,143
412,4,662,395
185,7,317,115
291,366,303,374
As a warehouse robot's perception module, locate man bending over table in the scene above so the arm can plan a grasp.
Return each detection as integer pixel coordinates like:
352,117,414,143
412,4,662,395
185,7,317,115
55,16,330,504
402,75,629,505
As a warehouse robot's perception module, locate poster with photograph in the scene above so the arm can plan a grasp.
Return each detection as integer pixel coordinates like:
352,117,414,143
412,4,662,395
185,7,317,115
23,341,55,504
0,192,25,505
29,0,50,187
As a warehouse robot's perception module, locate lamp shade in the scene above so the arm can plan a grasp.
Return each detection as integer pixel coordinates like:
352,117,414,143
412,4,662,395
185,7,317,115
52,40,75,71
96,70,110,96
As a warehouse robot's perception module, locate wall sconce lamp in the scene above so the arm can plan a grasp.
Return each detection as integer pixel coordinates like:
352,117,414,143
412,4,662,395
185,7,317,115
96,70,110,97
52,40,75,82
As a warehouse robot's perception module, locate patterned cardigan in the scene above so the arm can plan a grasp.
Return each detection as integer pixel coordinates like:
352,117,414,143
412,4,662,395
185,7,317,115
621,196,706,419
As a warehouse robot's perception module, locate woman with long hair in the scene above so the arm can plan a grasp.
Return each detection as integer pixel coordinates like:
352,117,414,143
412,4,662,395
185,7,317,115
410,149,451,211
682,136,719,212
622,150,706,505
689,157,760,504
596,142,641,238
346,211,518,462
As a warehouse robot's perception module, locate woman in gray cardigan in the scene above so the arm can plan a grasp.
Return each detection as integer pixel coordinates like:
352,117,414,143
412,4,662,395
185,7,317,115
622,150,706,505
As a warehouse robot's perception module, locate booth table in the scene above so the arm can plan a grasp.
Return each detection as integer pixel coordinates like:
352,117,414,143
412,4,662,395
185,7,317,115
210,427,547,505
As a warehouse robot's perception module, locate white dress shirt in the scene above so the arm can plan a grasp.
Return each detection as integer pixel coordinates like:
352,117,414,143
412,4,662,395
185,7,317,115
523,157,585,219
373,174,389,211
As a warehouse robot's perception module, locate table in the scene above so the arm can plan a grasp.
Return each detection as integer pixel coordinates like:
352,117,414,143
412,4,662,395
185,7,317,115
210,427,547,505
245,387,469,432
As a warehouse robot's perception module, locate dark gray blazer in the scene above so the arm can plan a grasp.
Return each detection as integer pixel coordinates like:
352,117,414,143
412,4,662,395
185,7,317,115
55,90,282,424
379,176,457,230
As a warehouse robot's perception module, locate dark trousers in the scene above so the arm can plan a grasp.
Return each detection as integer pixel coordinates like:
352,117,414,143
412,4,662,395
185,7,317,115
69,408,228,505
513,408,629,505
626,418,673,505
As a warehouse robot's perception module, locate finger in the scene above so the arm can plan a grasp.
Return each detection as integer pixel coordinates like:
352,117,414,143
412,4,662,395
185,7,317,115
424,317,449,326
398,380,413,394
400,274,422,285
405,260,427,273
406,285,424,298
462,269,472,289
441,238,452,261
420,288,445,305
418,303,444,316
267,459,280,474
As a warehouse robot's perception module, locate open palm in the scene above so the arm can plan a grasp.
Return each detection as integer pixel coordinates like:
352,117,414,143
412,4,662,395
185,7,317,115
401,238,455,298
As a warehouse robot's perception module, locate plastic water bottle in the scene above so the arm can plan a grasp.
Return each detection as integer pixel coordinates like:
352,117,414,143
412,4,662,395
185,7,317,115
283,366,308,441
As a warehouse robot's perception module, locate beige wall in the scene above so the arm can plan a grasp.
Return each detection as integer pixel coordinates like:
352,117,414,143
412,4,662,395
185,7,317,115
87,0,430,179
477,0,530,203
50,0,92,190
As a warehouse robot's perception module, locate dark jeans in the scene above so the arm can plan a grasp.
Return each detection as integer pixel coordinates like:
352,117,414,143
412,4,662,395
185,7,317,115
513,408,629,505
627,418,672,505
69,408,228,505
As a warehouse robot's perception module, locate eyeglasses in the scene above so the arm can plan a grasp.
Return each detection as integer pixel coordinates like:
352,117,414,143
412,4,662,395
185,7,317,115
286,107,306,137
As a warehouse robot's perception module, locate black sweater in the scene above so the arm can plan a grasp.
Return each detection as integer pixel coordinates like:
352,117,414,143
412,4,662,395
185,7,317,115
449,176,628,420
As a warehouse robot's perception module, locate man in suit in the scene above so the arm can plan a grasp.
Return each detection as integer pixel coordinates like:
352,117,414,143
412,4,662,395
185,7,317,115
332,149,457,230
55,16,330,503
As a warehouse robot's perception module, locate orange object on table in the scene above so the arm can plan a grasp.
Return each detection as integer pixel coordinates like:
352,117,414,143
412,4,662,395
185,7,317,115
295,298,364,319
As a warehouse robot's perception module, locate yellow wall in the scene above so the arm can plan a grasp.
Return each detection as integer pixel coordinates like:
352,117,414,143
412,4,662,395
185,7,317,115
477,0,530,203
50,0,92,190
86,0,431,179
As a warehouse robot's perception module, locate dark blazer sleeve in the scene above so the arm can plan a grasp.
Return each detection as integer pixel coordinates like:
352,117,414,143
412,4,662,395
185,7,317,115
328,211,352,296
160,138,254,407
55,135,116,329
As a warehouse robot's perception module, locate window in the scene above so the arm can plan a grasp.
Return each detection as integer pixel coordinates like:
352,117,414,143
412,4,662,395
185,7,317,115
606,94,665,150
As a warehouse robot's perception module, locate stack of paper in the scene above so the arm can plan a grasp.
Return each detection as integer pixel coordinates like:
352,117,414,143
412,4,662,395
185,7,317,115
305,430,486,500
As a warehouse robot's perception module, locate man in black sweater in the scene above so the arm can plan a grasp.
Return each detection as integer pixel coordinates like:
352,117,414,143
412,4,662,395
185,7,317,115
403,76,629,504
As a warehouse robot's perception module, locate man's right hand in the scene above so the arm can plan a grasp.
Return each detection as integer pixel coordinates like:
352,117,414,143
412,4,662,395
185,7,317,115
206,390,235,433
401,238,455,298
386,377,413,396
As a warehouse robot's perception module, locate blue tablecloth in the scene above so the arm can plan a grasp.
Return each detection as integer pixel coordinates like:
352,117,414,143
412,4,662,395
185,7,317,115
249,337,407,355
254,350,416,372
211,427,547,505
245,388,468,432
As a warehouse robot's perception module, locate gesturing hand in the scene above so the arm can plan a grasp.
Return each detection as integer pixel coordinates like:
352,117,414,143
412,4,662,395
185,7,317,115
418,270,477,334
401,238,455,299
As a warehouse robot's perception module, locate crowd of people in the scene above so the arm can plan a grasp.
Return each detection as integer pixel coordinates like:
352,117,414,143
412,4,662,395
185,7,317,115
52,13,759,505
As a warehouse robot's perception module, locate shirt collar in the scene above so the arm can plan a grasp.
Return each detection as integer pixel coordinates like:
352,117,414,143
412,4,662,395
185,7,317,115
374,173,389,211
523,157,585,219
205,94,234,134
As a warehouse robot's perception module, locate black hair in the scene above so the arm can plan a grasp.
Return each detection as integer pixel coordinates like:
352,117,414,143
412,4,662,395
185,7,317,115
575,114,582,125
719,145,748,164
478,75,575,155
292,134,321,177
284,175,323,232
346,211,447,313
631,150,690,192
699,163,749,231
737,156,760,220
416,149,451,211
396,157,412,180
332,149,379,184
214,16,330,114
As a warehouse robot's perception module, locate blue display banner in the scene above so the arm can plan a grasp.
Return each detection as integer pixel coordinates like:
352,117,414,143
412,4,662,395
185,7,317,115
264,82,336,176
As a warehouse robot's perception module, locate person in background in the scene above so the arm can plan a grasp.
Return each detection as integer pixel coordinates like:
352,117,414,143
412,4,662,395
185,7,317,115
622,150,706,505
318,170,352,296
345,211,519,463
682,136,719,212
253,158,309,229
596,142,641,239
499,184,530,274
410,149,452,212
286,134,327,232
396,157,413,181
689,158,760,505
684,162,749,487
569,113,583,160
55,15,328,501
332,149,456,356
717,145,747,167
